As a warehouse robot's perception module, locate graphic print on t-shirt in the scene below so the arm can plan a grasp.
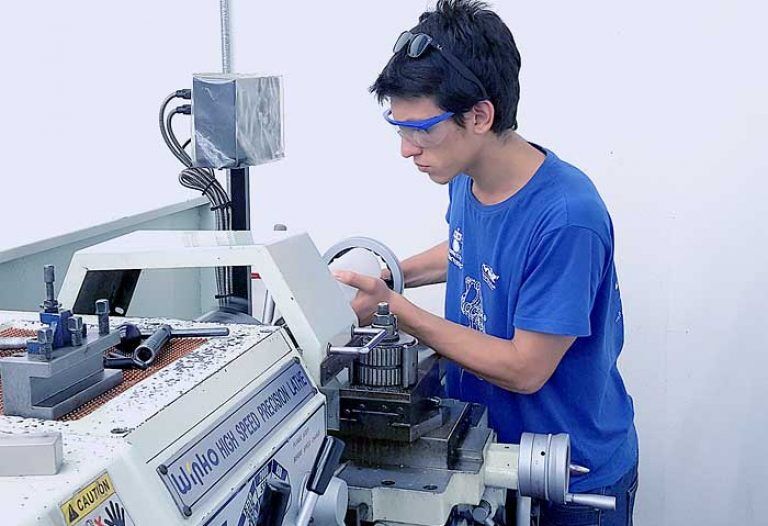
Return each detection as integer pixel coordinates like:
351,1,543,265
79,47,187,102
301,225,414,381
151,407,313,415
481,263,499,290
460,276,486,333
449,227,463,268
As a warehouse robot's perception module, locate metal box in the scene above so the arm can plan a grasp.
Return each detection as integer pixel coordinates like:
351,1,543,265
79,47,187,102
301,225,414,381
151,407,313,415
0,432,63,476
191,73,284,169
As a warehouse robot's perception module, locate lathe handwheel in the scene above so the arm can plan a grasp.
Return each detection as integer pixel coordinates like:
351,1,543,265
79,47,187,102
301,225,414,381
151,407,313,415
322,237,405,294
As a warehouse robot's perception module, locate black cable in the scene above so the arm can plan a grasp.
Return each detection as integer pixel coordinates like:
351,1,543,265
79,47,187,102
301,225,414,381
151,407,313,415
166,109,192,167
159,93,190,166
201,176,217,195
160,91,236,308
210,201,232,211
178,167,234,306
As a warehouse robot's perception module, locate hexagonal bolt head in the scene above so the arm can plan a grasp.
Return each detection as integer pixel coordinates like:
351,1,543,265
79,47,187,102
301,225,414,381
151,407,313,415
372,302,398,339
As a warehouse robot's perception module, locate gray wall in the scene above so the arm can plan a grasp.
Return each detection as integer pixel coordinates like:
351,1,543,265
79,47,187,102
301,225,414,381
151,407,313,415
0,200,218,321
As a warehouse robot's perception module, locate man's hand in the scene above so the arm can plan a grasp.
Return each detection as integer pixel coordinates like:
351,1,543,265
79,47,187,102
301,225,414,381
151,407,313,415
334,271,394,325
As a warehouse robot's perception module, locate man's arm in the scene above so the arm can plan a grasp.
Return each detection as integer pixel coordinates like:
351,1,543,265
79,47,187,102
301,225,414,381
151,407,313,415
335,271,574,394
386,241,448,288
392,293,574,393
336,226,605,394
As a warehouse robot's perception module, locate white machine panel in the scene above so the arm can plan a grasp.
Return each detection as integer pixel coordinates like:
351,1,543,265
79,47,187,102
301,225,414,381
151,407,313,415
204,408,325,526
0,311,328,526
157,360,316,516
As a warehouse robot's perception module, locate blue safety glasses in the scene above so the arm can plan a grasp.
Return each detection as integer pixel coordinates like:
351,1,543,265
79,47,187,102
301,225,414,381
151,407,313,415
383,109,454,130
383,109,455,148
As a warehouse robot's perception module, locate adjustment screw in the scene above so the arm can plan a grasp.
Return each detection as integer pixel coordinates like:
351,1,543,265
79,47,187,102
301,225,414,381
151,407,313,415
36,328,54,360
68,316,84,346
95,299,110,336
42,264,61,313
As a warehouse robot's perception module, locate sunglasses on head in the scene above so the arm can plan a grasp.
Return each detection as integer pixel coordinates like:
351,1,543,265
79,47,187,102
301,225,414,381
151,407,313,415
393,31,489,101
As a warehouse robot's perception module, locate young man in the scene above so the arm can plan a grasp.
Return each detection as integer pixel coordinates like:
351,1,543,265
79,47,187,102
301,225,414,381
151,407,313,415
334,1,638,524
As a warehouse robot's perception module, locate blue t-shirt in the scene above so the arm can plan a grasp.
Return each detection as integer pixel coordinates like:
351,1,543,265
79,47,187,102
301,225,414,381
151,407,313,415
444,145,637,492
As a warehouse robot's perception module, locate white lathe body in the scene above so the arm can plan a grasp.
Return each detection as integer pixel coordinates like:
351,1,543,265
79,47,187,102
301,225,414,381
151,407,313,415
0,231,614,526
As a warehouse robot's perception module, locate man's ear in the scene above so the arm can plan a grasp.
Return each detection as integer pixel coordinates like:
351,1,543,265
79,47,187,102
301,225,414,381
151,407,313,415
471,100,495,134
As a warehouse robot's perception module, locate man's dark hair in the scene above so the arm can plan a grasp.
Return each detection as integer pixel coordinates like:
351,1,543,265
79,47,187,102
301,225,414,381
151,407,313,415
371,0,522,134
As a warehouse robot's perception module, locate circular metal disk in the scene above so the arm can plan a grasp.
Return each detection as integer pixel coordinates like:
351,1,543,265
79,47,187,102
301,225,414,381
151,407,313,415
323,237,405,294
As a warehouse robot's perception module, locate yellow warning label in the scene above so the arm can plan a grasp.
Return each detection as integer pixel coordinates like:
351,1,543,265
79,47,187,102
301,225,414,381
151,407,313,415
60,472,115,526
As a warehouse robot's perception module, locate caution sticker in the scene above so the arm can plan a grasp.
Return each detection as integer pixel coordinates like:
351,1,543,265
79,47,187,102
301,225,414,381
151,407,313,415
60,472,135,526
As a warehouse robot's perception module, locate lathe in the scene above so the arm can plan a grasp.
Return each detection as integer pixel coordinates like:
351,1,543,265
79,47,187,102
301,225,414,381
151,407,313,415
1,7,616,521
0,230,615,526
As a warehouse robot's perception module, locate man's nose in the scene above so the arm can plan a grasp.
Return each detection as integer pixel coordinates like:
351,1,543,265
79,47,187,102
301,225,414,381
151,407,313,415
400,136,423,158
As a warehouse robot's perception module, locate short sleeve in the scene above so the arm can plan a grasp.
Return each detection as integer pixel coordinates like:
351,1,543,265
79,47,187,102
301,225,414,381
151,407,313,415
445,179,455,224
513,226,607,337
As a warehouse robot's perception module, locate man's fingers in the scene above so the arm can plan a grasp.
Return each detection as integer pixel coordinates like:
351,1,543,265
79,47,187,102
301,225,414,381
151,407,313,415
333,270,377,291
332,270,354,285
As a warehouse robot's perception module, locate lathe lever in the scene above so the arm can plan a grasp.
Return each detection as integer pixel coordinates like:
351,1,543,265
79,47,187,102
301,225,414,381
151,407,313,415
327,328,388,356
566,492,617,511
256,479,292,526
133,324,173,366
295,436,345,526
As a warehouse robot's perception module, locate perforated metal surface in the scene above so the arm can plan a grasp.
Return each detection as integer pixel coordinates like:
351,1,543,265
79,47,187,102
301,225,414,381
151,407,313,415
0,327,205,420
0,328,34,358
59,338,205,421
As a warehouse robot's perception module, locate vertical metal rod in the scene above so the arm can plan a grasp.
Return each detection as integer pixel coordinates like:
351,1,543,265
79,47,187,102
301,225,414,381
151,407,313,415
295,492,319,526
219,0,233,74
221,0,250,314
44,266,55,302
228,167,252,314
215,0,234,308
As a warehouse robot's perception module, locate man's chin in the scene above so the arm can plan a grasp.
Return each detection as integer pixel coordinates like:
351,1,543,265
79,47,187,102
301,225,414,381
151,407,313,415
427,171,457,185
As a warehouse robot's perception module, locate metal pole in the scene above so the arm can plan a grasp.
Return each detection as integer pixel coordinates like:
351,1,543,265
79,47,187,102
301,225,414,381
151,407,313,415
220,0,251,315
219,0,233,73
229,167,252,314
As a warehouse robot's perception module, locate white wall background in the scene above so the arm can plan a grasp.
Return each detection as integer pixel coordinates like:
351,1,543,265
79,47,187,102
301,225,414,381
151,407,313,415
1,1,766,525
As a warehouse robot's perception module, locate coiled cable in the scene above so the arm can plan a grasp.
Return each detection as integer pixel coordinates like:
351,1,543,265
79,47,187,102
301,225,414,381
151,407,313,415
159,90,234,308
